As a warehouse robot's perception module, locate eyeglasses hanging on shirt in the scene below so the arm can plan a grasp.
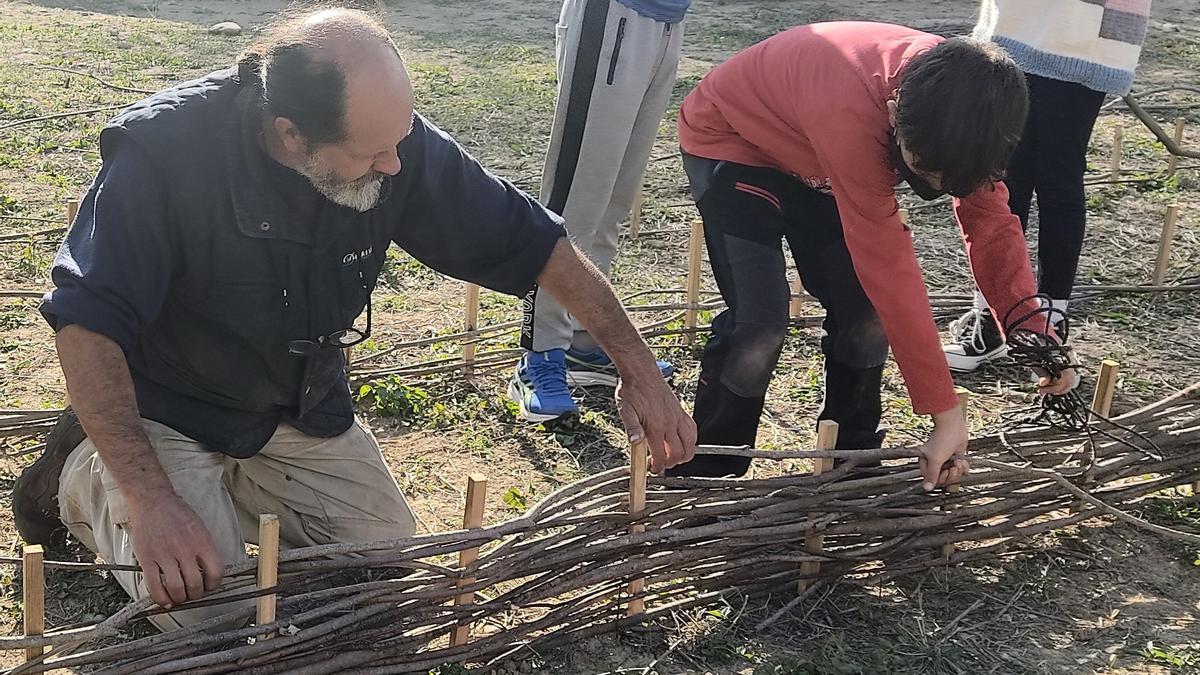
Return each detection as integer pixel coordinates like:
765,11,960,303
285,268,372,356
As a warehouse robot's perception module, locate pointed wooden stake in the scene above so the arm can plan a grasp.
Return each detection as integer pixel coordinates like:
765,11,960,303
256,514,280,636
683,220,704,345
941,388,970,559
626,441,649,617
452,474,488,646
67,199,79,227
23,544,44,662
463,283,480,373
1168,117,1185,177
1109,126,1124,181
1152,205,1180,285
629,189,645,239
799,420,838,592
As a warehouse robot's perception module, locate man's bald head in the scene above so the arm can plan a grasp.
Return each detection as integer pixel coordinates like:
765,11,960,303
240,7,415,211
238,7,409,145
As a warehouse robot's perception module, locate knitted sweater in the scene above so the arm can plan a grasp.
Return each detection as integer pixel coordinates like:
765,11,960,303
973,0,1151,95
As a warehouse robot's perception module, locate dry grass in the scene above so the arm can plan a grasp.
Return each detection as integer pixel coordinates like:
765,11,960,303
2,0,1200,672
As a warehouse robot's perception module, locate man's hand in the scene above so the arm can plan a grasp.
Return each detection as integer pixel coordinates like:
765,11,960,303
616,371,697,473
56,325,225,608
918,406,969,491
126,491,224,609
535,239,698,470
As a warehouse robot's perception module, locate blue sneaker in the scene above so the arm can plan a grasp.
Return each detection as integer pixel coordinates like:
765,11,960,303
508,349,578,422
564,346,674,387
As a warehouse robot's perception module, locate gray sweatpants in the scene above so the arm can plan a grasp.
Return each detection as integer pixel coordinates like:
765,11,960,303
521,0,684,352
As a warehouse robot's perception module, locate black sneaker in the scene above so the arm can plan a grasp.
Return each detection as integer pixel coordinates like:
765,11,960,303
943,308,1007,373
13,408,86,547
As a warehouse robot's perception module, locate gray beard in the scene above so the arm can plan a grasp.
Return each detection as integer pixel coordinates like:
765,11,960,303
298,157,385,212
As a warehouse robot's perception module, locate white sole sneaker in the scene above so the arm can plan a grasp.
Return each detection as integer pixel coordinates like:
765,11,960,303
945,343,1009,373
564,370,619,388
506,379,571,423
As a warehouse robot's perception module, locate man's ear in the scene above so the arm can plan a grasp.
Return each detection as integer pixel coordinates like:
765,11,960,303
886,99,898,129
273,116,308,156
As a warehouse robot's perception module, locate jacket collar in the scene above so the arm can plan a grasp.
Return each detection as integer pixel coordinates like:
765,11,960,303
223,80,396,247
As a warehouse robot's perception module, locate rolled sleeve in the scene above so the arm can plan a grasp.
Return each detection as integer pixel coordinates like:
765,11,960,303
390,114,566,297
39,145,172,353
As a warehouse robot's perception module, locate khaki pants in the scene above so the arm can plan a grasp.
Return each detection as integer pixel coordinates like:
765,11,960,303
58,418,416,631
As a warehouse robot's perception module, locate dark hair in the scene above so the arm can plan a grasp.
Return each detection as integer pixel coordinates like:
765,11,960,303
235,7,397,145
895,38,1029,197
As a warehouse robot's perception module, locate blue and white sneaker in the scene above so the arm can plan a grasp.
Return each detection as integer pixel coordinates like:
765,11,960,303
564,346,674,387
508,349,578,422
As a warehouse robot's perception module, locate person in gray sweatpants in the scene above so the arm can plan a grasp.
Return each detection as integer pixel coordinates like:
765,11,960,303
509,0,688,422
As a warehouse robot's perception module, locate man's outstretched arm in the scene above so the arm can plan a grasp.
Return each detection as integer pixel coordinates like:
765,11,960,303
536,238,697,473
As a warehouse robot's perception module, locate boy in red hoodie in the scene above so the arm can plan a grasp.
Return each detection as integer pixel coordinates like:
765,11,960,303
671,22,1077,487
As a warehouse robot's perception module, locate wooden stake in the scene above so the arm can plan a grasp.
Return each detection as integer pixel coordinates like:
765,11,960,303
626,441,649,617
789,278,805,319
463,283,480,373
342,346,353,372
1152,204,1180,286
898,208,910,229
1109,126,1124,182
629,189,644,239
1168,117,1185,177
1072,362,1119,513
452,474,488,646
683,220,703,345
941,388,970,559
1091,360,1120,418
799,420,838,592
256,514,280,635
23,544,44,662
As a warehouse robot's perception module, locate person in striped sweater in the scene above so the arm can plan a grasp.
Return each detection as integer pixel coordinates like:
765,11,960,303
944,0,1153,371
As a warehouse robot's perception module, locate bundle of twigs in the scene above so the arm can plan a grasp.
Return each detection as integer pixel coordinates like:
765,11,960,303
4,384,1199,675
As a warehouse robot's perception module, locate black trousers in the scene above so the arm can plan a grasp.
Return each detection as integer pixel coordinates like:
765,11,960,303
669,156,889,478
1004,73,1106,300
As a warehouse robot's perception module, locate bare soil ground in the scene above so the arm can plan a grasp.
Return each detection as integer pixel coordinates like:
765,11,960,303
2,0,1200,672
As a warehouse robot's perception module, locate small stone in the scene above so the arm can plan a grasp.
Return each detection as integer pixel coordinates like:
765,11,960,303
209,21,243,36
1159,22,1179,32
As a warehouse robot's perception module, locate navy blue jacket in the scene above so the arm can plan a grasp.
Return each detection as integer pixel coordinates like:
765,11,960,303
41,68,565,457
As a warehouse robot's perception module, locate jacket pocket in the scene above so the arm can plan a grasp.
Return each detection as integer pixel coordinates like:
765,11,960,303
607,17,627,85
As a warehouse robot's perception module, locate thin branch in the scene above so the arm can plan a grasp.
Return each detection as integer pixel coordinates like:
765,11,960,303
37,65,156,94
0,102,130,132
0,226,66,242
1122,94,1200,159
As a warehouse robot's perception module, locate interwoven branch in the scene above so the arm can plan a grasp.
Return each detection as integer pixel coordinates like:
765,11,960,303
3,386,1198,674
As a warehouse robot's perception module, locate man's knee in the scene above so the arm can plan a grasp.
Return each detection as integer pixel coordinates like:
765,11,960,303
720,322,787,397
326,422,417,541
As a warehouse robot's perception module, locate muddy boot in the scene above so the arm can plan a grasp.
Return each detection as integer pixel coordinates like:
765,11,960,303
12,407,87,547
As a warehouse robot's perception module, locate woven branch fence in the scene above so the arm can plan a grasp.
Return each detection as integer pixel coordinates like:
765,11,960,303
3,383,1200,674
